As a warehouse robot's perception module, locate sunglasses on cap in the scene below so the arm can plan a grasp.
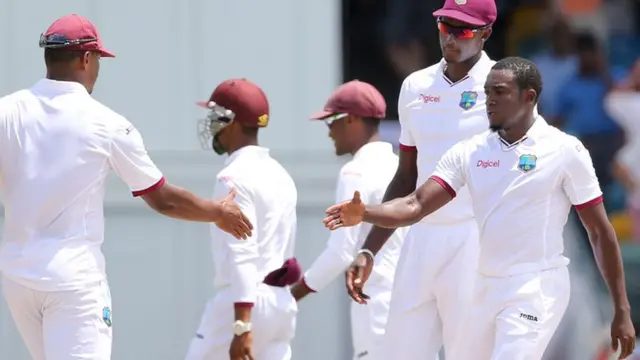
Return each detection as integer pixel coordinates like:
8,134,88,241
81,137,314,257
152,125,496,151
39,33,97,49
323,113,348,126
436,18,489,39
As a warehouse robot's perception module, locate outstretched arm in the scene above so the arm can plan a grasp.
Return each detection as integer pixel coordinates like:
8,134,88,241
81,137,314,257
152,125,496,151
362,177,454,228
109,121,252,238
362,140,467,229
326,141,467,233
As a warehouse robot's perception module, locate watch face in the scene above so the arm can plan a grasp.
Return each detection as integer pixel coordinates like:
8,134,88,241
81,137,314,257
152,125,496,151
233,321,250,335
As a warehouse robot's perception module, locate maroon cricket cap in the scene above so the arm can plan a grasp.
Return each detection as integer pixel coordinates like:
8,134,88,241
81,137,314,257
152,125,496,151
310,80,386,120
197,79,270,128
432,0,497,27
42,14,115,58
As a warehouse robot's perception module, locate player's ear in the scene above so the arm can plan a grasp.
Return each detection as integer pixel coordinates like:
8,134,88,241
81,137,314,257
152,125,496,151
525,89,536,104
482,27,492,42
82,51,91,66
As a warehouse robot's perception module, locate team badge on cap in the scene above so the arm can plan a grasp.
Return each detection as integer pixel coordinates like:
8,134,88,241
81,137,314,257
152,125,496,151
258,114,269,126
459,91,478,110
518,154,537,173
102,306,112,327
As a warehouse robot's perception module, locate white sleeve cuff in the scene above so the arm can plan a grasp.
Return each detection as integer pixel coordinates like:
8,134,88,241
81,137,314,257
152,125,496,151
303,248,354,292
231,262,258,304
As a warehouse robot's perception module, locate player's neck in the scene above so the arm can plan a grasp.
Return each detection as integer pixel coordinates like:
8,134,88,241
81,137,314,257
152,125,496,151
351,132,380,155
498,115,536,144
46,71,83,86
226,139,259,155
445,53,482,83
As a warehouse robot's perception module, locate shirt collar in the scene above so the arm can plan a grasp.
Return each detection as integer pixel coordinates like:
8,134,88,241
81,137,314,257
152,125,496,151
466,51,492,82
437,51,492,84
31,78,90,95
225,145,269,165
495,116,549,149
353,141,393,161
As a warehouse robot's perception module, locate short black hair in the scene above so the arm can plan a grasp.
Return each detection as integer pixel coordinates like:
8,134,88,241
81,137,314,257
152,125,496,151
575,32,599,52
44,48,85,66
362,117,381,128
492,57,542,103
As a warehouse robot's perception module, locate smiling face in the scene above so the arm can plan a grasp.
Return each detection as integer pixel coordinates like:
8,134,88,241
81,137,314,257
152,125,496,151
484,69,537,131
437,17,491,63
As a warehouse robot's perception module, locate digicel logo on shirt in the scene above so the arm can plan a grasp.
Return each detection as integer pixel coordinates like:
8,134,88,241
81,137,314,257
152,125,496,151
419,94,441,103
477,160,500,168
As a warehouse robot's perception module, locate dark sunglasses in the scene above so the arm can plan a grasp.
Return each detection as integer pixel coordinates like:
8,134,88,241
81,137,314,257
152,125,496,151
39,33,97,49
437,18,489,39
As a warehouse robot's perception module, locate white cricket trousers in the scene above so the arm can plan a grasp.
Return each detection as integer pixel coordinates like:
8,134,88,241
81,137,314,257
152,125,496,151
350,284,391,360
376,220,479,360
185,283,297,360
1,275,113,360
461,267,571,360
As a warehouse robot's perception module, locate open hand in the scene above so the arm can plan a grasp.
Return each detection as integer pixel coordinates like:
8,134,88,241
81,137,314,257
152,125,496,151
611,310,636,359
345,252,374,304
215,189,253,240
323,191,365,230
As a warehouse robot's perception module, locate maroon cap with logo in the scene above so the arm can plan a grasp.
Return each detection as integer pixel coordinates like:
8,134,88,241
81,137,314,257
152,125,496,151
432,0,497,27
310,80,386,120
197,79,270,128
42,14,115,57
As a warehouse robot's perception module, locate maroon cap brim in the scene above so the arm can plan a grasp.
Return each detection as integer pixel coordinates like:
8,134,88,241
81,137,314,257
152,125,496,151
196,101,210,108
99,48,115,58
433,9,488,27
310,110,332,120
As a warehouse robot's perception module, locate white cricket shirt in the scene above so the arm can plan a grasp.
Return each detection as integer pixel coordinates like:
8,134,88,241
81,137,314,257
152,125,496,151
0,79,164,291
304,142,407,292
398,51,495,225
431,117,603,276
211,146,297,304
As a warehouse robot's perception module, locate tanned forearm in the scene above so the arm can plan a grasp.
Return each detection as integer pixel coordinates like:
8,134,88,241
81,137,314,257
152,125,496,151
360,172,417,255
590,226,631,312
234,304,252,322
364,195,422,229
144,183,221,222
363,178,453,230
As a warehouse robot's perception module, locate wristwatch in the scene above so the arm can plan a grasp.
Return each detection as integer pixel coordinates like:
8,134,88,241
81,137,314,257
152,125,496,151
233,320,252,336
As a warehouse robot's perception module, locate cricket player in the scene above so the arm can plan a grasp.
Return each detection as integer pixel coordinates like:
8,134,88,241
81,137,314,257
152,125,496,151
0,14,252,360
330,57,636,360
342,0,498,358
185,79,299,360
289,80,407,359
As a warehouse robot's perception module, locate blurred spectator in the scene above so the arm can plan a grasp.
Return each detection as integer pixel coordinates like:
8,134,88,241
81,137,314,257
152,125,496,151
605,59,640,241
549,32,623,192
384,0,438,78
531,17,577,116
343,0,405,119
553,0,609,43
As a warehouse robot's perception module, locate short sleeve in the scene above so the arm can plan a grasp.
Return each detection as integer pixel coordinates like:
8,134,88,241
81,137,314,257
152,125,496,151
109,122,164,197
429,141,467,197
397,78,416,151
561,137,603,208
